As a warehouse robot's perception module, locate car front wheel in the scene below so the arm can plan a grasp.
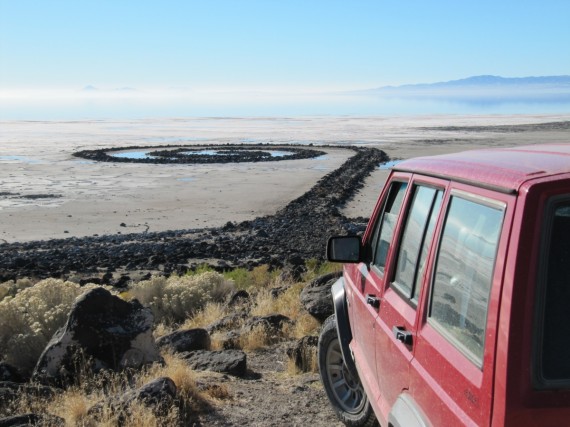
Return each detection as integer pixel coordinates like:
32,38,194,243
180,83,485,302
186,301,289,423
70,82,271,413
318,315,377,427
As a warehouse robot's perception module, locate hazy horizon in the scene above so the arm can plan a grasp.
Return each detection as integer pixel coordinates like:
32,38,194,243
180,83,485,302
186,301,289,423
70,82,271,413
1,1,569,119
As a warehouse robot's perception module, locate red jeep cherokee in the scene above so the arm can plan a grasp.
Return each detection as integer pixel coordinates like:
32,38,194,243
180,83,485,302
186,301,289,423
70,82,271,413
319,144,570,427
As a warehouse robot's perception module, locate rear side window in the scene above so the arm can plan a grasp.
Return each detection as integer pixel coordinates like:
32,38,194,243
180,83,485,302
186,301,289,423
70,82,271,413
429,194,504,367
372,181,408,271
393,186,443,303
535,198,570,387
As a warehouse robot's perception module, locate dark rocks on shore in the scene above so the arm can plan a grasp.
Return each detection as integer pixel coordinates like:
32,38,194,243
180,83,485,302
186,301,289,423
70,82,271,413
73,144,327,165
0,146,388,282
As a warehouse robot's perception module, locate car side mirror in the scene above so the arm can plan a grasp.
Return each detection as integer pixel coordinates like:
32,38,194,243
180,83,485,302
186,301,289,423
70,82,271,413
327,236,362,263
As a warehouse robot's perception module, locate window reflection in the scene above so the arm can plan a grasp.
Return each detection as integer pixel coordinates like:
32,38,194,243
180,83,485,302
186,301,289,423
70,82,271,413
430,196,503,365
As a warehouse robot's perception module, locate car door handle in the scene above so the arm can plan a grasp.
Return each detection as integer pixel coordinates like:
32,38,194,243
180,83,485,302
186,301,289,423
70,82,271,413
392,326,413,345
366,294,380,309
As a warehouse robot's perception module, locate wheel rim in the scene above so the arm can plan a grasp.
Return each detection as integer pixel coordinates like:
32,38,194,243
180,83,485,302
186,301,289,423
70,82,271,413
325,337,366,414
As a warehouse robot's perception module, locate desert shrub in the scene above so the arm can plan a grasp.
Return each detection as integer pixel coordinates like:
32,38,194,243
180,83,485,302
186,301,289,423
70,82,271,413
182,264,217,277
129,272,234,325
0,278,34,301
223,268,250,290
0,279,99,373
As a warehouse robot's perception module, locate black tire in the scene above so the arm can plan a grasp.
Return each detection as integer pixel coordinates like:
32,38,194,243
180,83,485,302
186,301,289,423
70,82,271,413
318,315,378,427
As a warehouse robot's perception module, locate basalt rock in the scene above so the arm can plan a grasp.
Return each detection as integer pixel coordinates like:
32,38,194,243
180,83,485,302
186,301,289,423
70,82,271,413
300,271,342,322
32,288,161,387
0,413,65,427
156,328,211,353
0,382,61,409
287,336,319,373
0,362,23,383
180,350,247,377
87,377,177,421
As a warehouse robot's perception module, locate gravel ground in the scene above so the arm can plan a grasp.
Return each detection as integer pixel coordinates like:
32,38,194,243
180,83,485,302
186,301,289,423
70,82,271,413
196,343,344,427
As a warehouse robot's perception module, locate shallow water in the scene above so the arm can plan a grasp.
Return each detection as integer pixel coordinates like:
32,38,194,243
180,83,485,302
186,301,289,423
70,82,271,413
0,155,42,164
379,160,402,170
110,151,154,159
109,149,295,160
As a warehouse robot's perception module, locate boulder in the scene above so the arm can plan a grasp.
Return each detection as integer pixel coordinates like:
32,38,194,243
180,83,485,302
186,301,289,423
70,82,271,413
0,382,61,409
300,271,342,322
181,350,247,377
0,413,64,427
243,314,292,334
225,290,250,309
156,329,211,353
32,287,161,386
287,336,319,373
206,313,248,334
88,377,176,421
0,362,23,383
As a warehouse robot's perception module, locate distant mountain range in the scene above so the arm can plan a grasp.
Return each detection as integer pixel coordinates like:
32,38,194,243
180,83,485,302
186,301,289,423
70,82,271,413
81,85,138,92
358,75,570,99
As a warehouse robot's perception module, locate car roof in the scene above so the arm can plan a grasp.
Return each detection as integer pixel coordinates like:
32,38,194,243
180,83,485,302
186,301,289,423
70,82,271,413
394,143,570,193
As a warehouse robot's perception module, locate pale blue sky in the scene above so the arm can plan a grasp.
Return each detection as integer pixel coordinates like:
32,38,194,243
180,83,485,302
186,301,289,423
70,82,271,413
1,0,569,92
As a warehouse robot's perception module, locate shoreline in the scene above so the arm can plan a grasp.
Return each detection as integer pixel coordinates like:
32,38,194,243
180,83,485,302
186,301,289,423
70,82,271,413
0,115,569,281
0,147,387,282
1,114,569,243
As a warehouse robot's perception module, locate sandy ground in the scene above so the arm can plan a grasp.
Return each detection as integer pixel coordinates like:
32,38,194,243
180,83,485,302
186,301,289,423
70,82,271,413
1,114,569,242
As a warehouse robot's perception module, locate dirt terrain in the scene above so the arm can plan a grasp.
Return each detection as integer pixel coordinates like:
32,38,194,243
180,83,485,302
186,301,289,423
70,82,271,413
196,343,344,426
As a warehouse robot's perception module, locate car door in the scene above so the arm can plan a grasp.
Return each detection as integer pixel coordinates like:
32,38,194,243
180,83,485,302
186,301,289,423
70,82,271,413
410,185,514,426
349,176,409,394
373,180,445,418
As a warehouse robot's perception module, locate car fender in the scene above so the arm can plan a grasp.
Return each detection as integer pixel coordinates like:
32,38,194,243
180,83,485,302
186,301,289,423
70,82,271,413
388,393,431,427
331,277,359,379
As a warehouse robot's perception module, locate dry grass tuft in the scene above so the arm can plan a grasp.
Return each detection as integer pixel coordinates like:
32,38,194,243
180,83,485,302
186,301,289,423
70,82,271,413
239,325,273,351
201,383,232,401
250,282,304,320
291,312,321,339
181,301,228,330
303,259,343,282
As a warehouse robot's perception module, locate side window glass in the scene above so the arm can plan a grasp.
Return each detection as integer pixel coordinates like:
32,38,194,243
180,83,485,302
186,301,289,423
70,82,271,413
413,191,443,303
393,186,443,302
537,200,570,384
429,195,504,366
372,182,408,271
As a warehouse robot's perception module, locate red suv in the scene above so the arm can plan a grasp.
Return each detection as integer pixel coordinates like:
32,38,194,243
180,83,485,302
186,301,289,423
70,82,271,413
319,144,570,427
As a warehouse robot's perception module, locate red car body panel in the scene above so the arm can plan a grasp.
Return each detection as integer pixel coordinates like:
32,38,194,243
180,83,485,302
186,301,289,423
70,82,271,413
338,144,570,426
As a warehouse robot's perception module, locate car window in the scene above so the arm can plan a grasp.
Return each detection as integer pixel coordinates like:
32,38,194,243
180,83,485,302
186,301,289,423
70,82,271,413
393,186,443,303
372,181,408,271
536,199,570,386
428,194,504,367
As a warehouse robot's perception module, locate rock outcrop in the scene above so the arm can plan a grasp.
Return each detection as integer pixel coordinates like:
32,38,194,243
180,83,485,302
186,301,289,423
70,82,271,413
87,377,177,421
300,271,342,321
32,288,161,386
181,350,247,377
156,328,211,353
